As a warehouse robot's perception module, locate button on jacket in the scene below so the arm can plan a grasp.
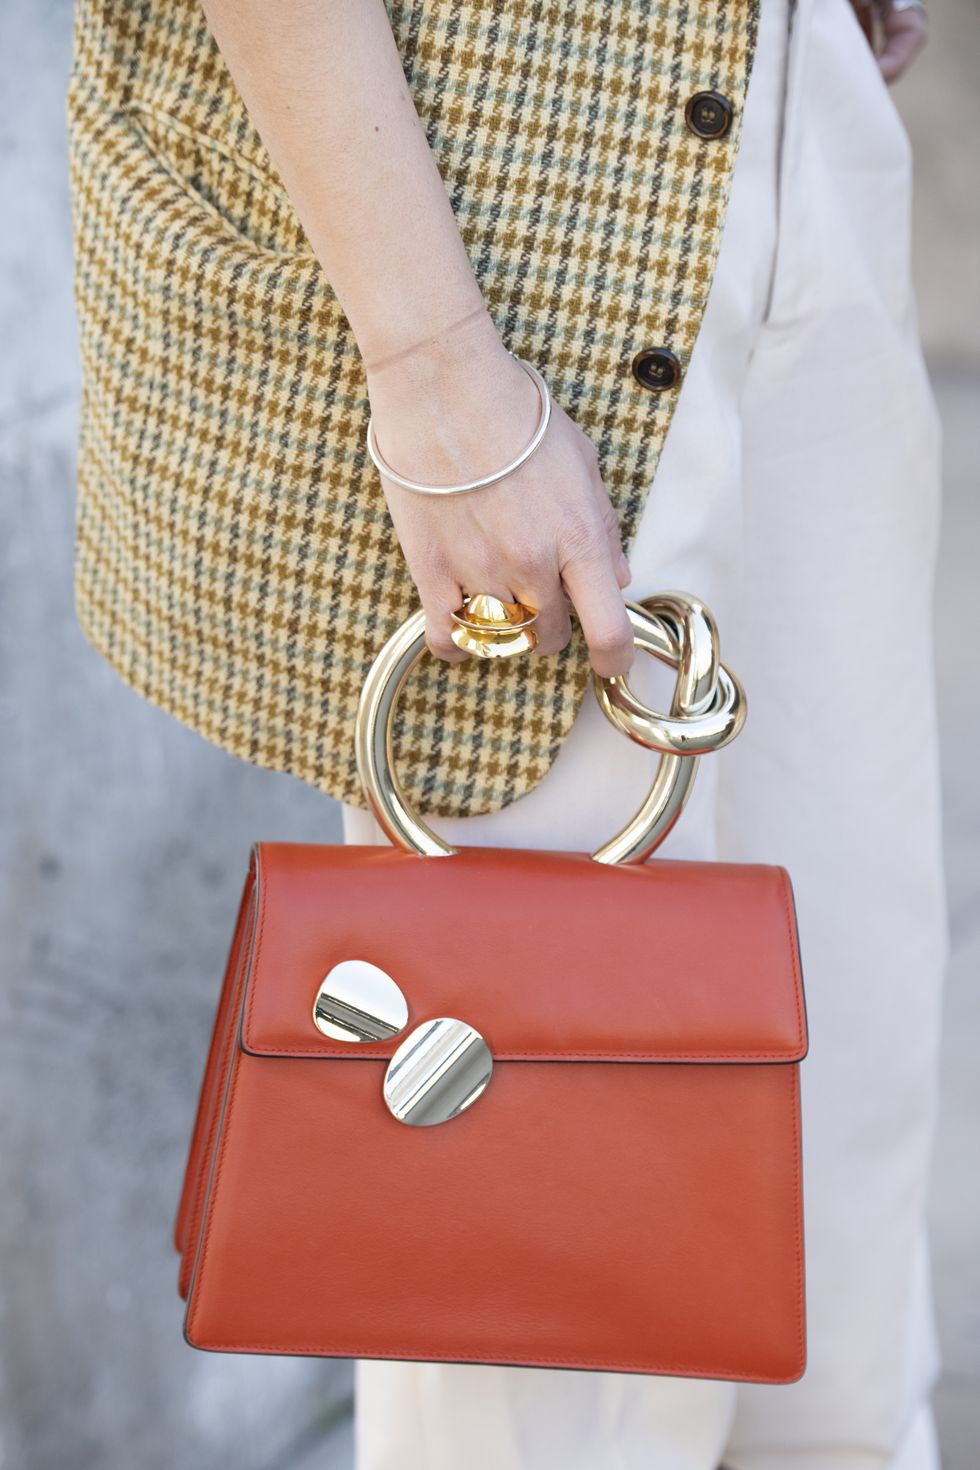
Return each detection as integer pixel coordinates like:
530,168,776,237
686,89,736,138
631,347,684,392
68,0,760,819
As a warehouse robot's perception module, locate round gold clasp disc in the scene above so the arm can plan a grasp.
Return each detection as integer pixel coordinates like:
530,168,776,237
383,1017,493,1126
312,959,409,1043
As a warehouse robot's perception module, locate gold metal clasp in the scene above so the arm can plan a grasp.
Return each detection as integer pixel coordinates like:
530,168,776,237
383,1018,493,1126
313,959,409,1043
311,968,492,1127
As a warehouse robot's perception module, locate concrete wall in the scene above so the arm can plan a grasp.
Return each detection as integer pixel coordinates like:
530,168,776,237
0,8,351,1466
1,2,977,1467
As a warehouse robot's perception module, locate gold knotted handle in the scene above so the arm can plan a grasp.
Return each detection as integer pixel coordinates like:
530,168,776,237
354,592,746,865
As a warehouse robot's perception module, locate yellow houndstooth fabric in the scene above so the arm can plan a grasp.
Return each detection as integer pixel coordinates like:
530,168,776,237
67,0,759,817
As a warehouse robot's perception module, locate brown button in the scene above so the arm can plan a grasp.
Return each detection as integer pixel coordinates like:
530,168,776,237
685,91,734,140
631,348,682,393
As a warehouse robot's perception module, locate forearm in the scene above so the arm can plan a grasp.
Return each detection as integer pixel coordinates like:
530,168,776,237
200,0,634,678
200,0,496,370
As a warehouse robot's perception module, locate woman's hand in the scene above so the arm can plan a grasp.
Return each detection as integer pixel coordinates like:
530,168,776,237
876,1,928,83
366,312,635,678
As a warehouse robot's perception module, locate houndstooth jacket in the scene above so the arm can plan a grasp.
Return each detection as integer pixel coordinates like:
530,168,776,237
68,0,760,817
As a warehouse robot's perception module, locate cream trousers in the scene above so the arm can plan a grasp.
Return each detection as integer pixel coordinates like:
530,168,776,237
341,0,948,1463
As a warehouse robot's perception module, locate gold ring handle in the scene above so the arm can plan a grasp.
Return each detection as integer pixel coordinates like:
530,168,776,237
354,594,746,865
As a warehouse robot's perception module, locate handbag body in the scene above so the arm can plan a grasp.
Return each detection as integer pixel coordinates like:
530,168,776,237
176,840,807,1382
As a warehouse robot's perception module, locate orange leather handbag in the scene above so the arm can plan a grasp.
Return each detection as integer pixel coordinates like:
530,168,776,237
175,593,808,1383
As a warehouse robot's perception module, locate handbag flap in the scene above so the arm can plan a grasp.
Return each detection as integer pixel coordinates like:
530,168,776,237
239,844,807,1064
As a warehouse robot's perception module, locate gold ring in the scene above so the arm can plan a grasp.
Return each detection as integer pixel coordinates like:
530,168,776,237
450,593,539,658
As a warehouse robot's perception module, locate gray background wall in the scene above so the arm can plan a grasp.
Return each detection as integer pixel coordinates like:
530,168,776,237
1,3,977,1467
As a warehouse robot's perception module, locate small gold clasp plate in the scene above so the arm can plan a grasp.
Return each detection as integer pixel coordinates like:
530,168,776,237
383,1018,493,1126
312,959,409,1043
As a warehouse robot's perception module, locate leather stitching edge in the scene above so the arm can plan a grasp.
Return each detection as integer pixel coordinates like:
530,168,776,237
241,857,808,1063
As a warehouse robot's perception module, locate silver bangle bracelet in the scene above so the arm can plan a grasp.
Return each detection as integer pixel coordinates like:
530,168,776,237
365,352,552,496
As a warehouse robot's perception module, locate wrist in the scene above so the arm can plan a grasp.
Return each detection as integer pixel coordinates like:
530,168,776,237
365,332,543,492
364,304,513,406
367,356,551,495
363,301,493,375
